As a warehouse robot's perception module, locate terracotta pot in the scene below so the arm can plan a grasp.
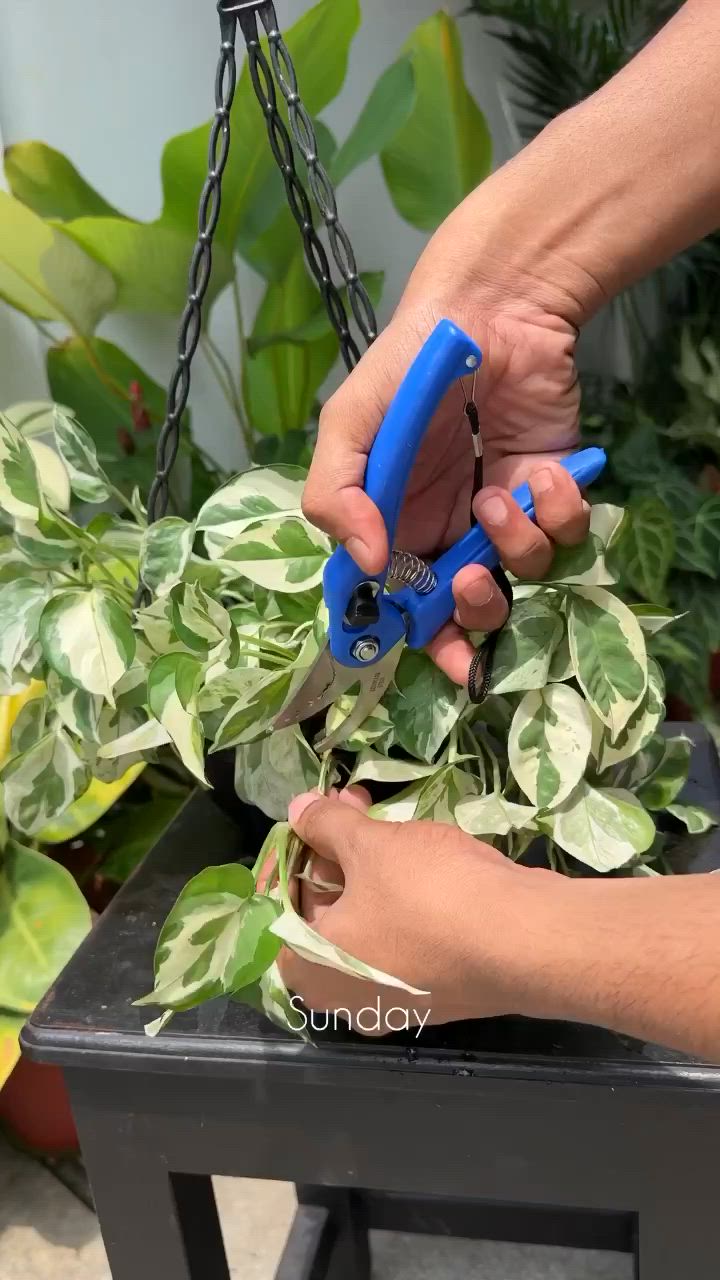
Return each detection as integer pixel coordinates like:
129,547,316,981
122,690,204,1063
0,1055,78,1154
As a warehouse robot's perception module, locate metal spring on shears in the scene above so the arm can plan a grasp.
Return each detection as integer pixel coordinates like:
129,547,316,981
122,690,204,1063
387,549,437,594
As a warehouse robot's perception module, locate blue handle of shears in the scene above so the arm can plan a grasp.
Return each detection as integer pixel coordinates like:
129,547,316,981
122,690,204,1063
323,319,606,667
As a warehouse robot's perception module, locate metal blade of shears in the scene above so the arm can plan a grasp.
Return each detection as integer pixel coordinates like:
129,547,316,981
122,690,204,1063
274,637,405,752
313,637,405,753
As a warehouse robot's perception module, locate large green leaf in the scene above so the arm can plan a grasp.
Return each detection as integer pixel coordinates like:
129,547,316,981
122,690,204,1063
0,192,115,334
380,13,492,230
159,0,360,253
0,842,91,1014
382,650,467,762
567,587,647,739
4,141,122,220
637,735,692,811
243,251,338,437
61,217,231,316
330,57,416,185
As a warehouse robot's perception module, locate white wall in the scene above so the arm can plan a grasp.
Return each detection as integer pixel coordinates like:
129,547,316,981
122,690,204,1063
0,0,628,475
0,0,520,471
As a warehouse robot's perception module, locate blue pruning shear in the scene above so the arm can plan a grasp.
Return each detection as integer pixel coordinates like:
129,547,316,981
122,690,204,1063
275,319,606,750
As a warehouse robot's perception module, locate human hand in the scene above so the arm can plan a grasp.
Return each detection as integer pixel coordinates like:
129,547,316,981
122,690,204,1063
278,787,562,1035
302,192,592,683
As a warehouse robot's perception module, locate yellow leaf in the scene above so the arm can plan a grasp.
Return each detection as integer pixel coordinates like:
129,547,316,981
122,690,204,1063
0,680,46,767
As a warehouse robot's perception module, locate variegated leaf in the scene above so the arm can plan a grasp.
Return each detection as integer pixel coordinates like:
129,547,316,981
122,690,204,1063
197,464,306,544
382,650,467,762
169,582,231,657
52,408,111,503
1,728,89,835
218,516,331,593
137,864,281,1010
140,517,195,597
540,533,614,587
666,803,717,834
509,685,591,809
39,587,136,704
368,781,426,822
456,793,538,838
637,735,692,811
233,725,321,821
629,603,683,634
14,516,75,567
97,715,171,759
538,781,655,872
257,961,311,1039
325,693,395,751
147,652,206,784
0,412,41,520
10,695,49,756
486,597,563,695
210,667,294,751
270,910,428,995
27,440,71,511
0,578,50,677
605,731,666,793
597,656,664,772
47,672,103,742
350,749,439,785
567,586,647,739
588,503,626,550
413,763,482,823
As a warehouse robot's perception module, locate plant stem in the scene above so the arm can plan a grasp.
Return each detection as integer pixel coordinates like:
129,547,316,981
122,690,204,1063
108,482,148,527
201,333,253,456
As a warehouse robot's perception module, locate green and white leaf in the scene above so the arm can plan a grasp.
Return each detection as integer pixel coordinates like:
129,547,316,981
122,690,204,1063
666,803,718,834
349,749,439,786
47,673,103,743
589,502,626,550
368,781,426,823
210,667,293,751
257,961,311,1040
137,864,281,1010
97,715,171,760
629,603,683,634
0,412,41,520
269,909,428,995
27,440,71,511
140,517,195,596
147,652,206,784
14,516,74,567
540,533,613,586
325,694,394,752
637,735,692,811
197,464,306,543
52,408,111,503
597,656,664,772
414,763,482,823
1,728,89,836
567,586,647,739
10,696,49,756
538,781,655,872
217,516,331,593
233,725,321,821
486,597,563,695
0,578,50,676
547,628,573,681
509,685,591,809
382,650,467,762
39,587,136,704
456,793,538,838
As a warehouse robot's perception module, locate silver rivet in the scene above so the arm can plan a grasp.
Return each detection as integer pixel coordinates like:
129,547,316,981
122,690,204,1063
466,355,478,369
352,637,379,663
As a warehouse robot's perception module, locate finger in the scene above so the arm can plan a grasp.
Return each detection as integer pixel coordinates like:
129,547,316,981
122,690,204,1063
287,791,372,869
339,784,372,813
302,317,431,575
452,565,510,634
425,620,476,685
528,461,590,546
472,487,553,579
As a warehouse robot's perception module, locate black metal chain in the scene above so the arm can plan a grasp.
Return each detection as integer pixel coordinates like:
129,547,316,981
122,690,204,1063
145,14,239,530
235,0,377,371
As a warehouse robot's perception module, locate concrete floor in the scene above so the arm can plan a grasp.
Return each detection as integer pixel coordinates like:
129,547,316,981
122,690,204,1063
0,1134,633,1279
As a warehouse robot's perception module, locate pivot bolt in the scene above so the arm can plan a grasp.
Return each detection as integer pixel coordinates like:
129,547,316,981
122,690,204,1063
352,637,379,663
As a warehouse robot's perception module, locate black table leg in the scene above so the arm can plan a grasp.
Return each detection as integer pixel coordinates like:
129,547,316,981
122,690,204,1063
635,1196,720,1280
67,1073,230,1280
275,1186,370,1280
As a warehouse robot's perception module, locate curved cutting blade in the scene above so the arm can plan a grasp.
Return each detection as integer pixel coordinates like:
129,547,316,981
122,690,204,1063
273,643,360,732
313,638,405,753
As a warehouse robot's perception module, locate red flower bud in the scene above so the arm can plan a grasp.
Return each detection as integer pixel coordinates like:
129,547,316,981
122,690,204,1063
117,427,136,456
129,379,151,431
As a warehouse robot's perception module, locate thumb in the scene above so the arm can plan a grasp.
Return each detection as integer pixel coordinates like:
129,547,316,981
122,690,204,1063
301,313,432,575
288,790,373,869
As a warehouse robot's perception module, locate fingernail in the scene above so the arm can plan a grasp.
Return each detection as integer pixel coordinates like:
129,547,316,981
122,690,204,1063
532,467,554,494
289,790,321,824
581,499,591,516
346,536,370,565
462,576,494,608
476,494,508,527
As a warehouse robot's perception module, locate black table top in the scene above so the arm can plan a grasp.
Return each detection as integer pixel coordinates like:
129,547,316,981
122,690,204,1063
24,725,720,1089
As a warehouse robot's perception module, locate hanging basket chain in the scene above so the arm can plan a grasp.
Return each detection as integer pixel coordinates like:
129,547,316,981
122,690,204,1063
145,15,239,532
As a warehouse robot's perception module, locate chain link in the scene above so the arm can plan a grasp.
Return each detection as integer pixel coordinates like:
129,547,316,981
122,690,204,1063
236,0,377,370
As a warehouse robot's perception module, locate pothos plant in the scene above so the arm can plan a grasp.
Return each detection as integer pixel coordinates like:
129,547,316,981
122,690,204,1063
0,407,715,1040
